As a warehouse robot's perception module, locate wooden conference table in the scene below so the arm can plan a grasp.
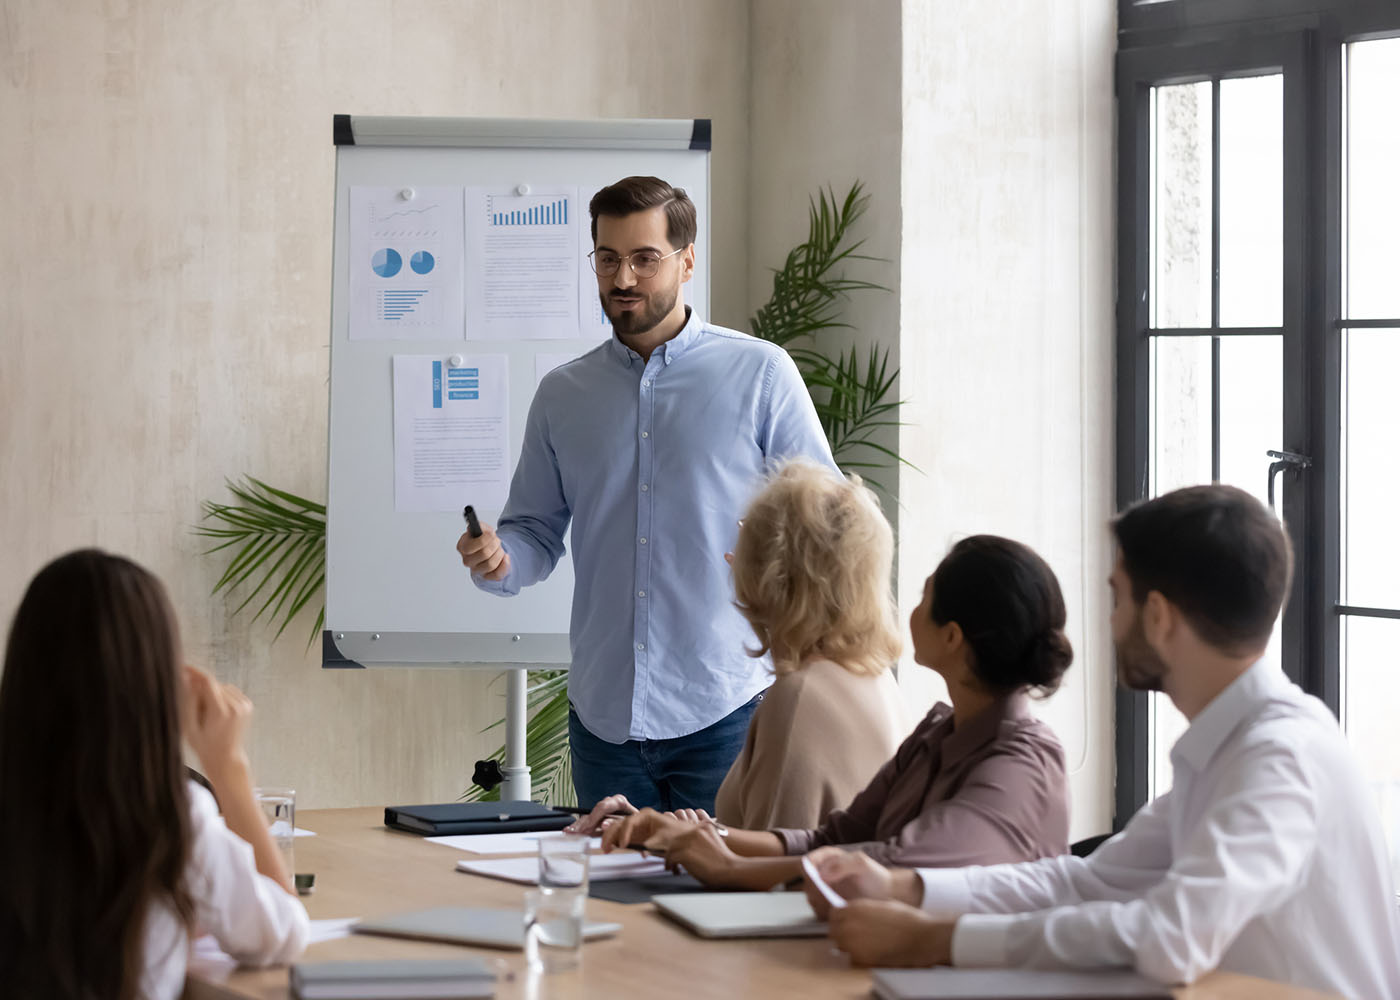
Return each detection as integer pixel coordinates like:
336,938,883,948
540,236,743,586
187,808,1339,1000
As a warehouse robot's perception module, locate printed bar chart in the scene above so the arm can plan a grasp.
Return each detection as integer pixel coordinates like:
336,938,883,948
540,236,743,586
379,289,429,321
490,197,568,227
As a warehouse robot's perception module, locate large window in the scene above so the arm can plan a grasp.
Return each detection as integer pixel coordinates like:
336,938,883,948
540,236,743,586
1116,2,1400,876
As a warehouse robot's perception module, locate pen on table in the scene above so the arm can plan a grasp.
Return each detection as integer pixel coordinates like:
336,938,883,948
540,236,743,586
552,805,636,821
463,505,482,538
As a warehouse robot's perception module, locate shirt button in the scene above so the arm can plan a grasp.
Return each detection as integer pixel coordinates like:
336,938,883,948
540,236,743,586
640,484,649,492
642,380,651,388
638,590,646,598
639,537,647,544
641,431,649,439
636,642,646,651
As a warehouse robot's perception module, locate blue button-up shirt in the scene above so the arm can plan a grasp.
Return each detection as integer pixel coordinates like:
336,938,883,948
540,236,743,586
474,312,837,743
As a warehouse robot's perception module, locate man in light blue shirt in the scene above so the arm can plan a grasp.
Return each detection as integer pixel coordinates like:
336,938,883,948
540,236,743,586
456,176,837,811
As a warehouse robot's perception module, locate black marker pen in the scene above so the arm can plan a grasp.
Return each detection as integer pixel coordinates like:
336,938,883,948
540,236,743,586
463,505,483,538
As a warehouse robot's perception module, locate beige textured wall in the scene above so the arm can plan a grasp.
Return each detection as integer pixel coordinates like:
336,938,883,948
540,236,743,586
747,0,903,475
899,0,1118,838
749,0,1117,838
0,1,750,808
2,0,1119,826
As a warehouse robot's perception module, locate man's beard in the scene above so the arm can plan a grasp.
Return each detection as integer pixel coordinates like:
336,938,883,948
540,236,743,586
1116,613,1169,692
602,285,679,337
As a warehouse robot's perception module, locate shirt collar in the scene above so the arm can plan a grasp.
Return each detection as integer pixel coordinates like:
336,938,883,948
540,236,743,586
605,307,703,367
942,691,1033,767
1170,656,1288,775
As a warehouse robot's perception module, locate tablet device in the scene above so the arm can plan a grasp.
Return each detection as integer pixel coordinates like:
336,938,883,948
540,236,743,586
870,968,1172,999
651,892,826,938
354,905,621,951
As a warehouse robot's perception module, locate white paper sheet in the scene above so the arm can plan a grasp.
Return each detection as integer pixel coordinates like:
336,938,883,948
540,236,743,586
455,853,667,884
392,354,510,512
293,827,316,838
350,186,465,341
307,917,359,943
465,185,580,340
425,831,602,855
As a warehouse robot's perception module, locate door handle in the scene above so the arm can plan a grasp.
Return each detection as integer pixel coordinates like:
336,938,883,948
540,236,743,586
1266,449,1311,510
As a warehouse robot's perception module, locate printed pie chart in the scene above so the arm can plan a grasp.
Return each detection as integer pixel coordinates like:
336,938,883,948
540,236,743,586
410,250,436,275
372,248,402,278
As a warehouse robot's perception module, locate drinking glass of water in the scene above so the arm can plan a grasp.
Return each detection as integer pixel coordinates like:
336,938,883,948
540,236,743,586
523,887,585,972
537,832,590,892
253,786,295,878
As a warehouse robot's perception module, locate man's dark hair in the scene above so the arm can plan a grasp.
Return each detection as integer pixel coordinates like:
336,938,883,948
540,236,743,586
1112,484,1293,653
589,176,696,249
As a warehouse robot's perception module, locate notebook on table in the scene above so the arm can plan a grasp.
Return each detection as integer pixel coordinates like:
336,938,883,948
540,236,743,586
353,905,621,951
290,957,496,999
651,891,827,938
383,800,574,836
869,968,1173,1000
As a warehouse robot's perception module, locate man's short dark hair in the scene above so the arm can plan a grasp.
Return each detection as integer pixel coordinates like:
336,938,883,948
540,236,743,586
1112,484,1293,654
589,176,696,249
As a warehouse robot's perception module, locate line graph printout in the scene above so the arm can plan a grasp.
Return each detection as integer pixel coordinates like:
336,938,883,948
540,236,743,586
465,186,579,340
350,187,465,341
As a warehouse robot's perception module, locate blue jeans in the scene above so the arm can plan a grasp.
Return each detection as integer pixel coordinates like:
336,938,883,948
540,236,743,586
568,693,762,813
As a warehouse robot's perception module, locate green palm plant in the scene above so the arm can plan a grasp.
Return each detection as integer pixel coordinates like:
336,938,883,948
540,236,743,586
198,180,900,804
750,181,906,488
194,477,326,645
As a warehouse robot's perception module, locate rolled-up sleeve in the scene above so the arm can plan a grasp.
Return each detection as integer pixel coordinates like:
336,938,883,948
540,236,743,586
186,786,309,967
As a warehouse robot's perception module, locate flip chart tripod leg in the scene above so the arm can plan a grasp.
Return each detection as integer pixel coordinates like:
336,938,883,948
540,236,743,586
500,667,531,801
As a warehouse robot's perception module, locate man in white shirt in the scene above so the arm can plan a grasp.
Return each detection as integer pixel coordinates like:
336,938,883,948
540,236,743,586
806,484,1400,998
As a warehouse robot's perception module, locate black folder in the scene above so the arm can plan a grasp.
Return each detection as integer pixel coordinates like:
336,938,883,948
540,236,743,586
384,800,575,836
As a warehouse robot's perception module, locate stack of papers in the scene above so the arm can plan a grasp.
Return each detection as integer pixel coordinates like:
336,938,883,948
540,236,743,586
425,831,600,855
291,958,495,999
454,852,667,884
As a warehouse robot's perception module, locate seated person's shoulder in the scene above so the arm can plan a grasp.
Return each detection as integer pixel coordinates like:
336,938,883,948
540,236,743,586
994,714,1069,772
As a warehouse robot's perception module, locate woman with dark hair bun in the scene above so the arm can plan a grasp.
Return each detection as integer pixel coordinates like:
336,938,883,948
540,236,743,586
599,534,1073,890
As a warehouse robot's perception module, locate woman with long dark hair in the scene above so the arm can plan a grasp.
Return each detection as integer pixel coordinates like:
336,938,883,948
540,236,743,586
0,549,308,999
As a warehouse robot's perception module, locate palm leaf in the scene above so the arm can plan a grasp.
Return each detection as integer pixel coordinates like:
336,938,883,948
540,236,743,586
749,187,915,493
193,476,326,646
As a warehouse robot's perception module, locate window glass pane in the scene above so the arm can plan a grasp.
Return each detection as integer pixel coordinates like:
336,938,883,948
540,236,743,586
1219,75,1282,327
1342,615,1400,887
1150,336,1212,496
1151,82,1212,328
1147,335,1281,798
1342,329,1400,609
1218,335,1281,505
1346,38,1400,320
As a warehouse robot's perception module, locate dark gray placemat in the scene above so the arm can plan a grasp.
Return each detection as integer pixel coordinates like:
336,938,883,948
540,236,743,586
587,872,707,904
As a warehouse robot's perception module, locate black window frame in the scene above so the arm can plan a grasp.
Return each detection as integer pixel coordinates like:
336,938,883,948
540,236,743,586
1114,0,1400,829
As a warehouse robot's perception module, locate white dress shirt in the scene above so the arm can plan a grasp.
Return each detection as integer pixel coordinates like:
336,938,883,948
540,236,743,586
141,782,309,999
918,660,1400,999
